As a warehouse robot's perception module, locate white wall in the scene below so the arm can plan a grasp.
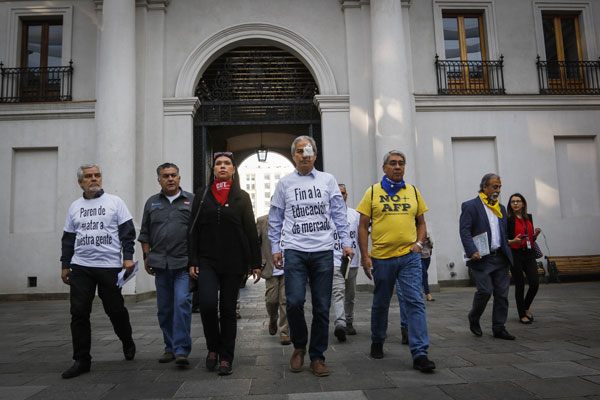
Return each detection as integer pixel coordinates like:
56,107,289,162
415,107,600,282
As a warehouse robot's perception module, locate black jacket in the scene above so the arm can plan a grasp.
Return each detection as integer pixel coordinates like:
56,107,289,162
188,182,260,275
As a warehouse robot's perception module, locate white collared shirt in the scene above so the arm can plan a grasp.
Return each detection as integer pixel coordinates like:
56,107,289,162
480,197,501,250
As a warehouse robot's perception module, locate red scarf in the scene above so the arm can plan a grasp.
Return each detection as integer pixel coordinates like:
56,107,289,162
211,179,232,205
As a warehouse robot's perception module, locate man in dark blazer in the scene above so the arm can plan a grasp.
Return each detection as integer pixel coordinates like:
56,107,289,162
459,173,515,340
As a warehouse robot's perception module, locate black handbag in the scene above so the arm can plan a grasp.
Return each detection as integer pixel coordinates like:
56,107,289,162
533,241,543,259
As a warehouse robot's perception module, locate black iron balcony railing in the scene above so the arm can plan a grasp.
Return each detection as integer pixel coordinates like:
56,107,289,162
435,55,505,95
0,61,73,103
537,56,600,95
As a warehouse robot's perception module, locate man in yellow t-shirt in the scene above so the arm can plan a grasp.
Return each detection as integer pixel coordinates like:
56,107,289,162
357,150,435,373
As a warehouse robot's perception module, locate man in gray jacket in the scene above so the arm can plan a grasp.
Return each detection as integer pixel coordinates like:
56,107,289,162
139,163,194,366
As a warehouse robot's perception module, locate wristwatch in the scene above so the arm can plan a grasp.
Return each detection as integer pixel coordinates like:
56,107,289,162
143,252,149,259
415,241,424,249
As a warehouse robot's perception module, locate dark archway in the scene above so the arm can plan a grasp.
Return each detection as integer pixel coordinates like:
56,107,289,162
193,45,322,191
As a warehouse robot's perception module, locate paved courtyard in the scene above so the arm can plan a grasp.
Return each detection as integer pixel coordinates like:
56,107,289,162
1,279,600,399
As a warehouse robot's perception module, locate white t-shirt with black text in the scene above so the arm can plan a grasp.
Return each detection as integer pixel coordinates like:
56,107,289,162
333,207,360,268
64,193,133,268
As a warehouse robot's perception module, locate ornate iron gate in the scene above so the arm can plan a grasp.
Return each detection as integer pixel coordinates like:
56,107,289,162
193,46,322,190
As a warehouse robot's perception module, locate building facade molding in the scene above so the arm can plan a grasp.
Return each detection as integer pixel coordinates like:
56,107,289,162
4,5,73,67
414,95,600,111
174,23,338,97
314,95,351,113
94,0,170,11
0,101,95,121
163,97,201,117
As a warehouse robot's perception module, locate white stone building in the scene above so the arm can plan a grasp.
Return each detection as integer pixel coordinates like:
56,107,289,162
0,0,599,298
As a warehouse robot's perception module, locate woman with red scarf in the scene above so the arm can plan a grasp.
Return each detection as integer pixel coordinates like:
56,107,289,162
507,193,542,325
188,152,261,375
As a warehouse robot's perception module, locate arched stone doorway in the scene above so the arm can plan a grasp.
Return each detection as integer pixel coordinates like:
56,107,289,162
193,45,322,190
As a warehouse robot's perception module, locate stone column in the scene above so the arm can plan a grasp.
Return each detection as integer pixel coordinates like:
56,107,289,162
370,0,415,181
314,95,352,188
163,97,200,192
95,0,136,208
341,0,376,202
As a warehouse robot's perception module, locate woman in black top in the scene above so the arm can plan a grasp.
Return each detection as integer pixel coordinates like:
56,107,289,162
188,152,261,375
507,193,541,324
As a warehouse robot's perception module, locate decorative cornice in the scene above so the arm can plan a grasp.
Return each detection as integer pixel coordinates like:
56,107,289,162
314,95,350,113
0,101,95,121
340,0,410,8
163,97,201,117
94,0,170,11
414,94,600,112
339,0,368,10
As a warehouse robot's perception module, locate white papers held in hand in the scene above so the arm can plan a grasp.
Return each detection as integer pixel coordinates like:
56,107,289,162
117,260,139,288
472,232,490,257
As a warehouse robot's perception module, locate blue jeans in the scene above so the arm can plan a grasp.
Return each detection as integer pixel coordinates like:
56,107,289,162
396,256,432,329
421,257,431,294
284,249,333,361
155,268,192,356
372,252,429,359
395,280,408,330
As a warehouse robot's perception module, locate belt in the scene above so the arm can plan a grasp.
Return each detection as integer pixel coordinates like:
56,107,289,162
488,249,502,256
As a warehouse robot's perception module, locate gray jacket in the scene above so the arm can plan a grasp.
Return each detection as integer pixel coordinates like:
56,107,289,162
138,189,194,270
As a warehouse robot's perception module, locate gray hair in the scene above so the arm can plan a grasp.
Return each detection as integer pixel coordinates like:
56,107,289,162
383,150,406,166
291,135,317,156
77,163,101,181
156,162,179,178
479,173,500,192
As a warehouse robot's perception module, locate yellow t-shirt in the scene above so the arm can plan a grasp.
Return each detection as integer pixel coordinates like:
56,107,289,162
356,183,428,259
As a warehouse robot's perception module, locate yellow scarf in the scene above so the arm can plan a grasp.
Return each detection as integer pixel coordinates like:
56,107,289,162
479,192,503,219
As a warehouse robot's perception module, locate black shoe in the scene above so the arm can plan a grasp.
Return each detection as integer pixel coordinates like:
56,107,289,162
61,361,91,379
493,329,515,340
175,354,190,367
218,360,233,375
334,325,347,342
206,351,218,371
123,340,136,360
413,355,436,373
370,343,384,359
401,327,409,345
468,314,482,337
345,324,357,336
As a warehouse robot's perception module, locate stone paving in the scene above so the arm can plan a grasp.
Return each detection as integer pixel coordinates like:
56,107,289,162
1,279,600,399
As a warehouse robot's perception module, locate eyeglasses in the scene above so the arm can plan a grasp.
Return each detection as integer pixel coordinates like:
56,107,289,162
510,199,522,204
213,152,233,160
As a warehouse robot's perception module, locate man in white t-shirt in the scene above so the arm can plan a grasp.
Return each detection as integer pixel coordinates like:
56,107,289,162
59,164,136,379
268,136,354,377
331,184,361,342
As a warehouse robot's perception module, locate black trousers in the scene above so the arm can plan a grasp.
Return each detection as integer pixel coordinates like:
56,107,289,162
510,249,539,319
69,265,133,362
196,266,243,363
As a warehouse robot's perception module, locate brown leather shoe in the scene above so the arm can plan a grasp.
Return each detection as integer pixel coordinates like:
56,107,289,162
310,360,330,377
280,335,291,345
269,320,277,335
290,348,306,372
